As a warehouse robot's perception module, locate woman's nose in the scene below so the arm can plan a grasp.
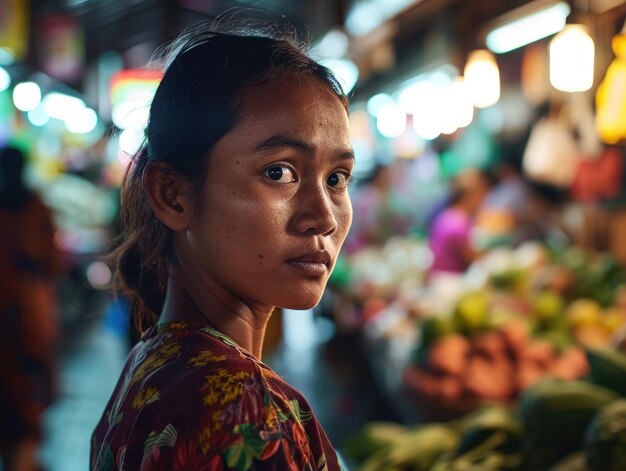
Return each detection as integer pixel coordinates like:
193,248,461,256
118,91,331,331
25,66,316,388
292,184,338,236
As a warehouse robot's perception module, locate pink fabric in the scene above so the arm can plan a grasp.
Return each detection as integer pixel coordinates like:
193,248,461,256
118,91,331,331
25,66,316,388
428,208,472,274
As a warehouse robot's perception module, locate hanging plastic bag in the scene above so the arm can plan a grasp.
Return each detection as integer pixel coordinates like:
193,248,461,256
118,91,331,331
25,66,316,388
523,116,579,187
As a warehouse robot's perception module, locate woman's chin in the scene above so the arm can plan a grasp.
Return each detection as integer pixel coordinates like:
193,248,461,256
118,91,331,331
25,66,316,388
279,295,323,311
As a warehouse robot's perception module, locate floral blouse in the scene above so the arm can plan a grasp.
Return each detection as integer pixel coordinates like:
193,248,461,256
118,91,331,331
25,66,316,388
91,322,341,470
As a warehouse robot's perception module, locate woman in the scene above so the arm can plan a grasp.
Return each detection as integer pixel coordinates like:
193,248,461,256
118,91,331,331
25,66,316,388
428,169,491,275
91,24,354,470
0,146,61,471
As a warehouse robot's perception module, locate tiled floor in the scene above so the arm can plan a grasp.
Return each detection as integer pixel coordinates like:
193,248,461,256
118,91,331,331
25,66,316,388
39,319,128,471
36,305,398,470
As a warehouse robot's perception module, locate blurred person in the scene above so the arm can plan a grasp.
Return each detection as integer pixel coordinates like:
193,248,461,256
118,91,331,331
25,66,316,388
513,181,570,246
345,163,410,253
91,24,353,469
476,154,530,244
0,146,61,471
428,169,492,275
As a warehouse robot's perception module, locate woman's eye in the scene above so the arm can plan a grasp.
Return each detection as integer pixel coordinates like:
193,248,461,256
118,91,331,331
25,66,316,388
327,172,350,190
265,165,296,183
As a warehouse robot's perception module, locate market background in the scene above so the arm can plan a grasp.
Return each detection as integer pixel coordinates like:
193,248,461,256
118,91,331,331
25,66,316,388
3,0,626,470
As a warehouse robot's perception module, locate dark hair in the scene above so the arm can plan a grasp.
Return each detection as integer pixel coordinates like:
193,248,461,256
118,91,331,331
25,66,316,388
112,23,349,336
449,168,493,205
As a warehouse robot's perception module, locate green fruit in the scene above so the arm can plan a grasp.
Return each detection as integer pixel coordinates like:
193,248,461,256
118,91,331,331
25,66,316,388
519,378,619,471
533,291,565,329
586,347,626,396
420,316,457,346
343,422,408,464
538,329,572,353
584,399,626,471
361,424,459,471
456,406,523,456
454,292,489,335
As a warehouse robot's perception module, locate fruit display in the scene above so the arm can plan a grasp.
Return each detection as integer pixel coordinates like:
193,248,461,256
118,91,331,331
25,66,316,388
397,243,626,418
404,318,591,420
342,240,626,469
345,349,626,471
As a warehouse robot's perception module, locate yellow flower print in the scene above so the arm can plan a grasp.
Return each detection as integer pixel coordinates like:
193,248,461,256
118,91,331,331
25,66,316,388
132,386,160,410
198,426,212,455
131,341,181,386
168,322,187,330
202,369,251,407
197,409,227,455
265,404,279,429
188,350,226,367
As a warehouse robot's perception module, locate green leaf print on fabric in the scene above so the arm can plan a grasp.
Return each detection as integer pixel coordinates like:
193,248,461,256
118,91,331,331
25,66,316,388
317,453,328,471
93,446,115,471
288,399,313,425
143,423,178,458
223,424,267,470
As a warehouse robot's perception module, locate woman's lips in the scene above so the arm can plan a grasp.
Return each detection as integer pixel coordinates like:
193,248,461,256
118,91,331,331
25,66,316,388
286,251,330,277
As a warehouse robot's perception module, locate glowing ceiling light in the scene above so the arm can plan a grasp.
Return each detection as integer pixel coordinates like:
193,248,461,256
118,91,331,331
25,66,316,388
27,105,50,127
64,107,98,134
486,2,571,54
449,77,474,129
464,50,500,108
550,24,595,92
42,92,85,120
596,31,626,144
322,58,359,94
13,81,42,111
367,93,395,117
376,101,406,138
312,29,349,59
112,101,149,130
0,67,10,92
119,127,145,155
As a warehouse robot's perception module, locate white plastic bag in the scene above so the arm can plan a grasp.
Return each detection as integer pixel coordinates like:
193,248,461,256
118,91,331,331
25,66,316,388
523,116,579,187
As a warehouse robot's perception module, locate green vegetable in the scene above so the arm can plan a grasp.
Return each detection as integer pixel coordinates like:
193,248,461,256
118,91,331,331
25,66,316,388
584,399,626,471
360,424,458,471
519,378,619,471
455,405,523,457
547,453,591,471
586,347,626,396
343,422,408,464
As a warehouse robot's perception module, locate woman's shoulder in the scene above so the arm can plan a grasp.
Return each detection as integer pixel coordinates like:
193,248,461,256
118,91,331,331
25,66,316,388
93,323,340,470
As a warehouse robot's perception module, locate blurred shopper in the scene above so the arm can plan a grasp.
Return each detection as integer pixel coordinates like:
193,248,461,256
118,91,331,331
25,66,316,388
346,163,410,253
91,25,353,469
0,146,61,471
476,154,530,245
428,169,491,274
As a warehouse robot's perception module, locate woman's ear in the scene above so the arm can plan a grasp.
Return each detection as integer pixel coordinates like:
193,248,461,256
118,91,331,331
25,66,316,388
142,161,192,231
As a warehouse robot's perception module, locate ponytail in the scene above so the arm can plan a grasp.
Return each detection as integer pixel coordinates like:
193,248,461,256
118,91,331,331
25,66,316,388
111,147,170,337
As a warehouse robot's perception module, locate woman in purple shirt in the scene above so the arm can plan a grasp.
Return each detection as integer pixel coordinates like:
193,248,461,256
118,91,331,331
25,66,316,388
428,169,491,274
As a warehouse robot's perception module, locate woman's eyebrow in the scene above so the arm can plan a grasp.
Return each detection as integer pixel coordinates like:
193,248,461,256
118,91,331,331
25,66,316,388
254,134,355,161
254,135,312,153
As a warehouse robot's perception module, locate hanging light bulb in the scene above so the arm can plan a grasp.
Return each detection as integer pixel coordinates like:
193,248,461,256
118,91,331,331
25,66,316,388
550,24,594,92
464,50,500,108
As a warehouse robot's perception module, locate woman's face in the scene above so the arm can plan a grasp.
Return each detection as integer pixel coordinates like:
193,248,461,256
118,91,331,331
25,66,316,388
184,75,354,310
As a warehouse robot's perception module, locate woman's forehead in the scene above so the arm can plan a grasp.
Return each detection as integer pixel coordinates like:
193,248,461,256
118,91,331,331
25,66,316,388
208,77,352,160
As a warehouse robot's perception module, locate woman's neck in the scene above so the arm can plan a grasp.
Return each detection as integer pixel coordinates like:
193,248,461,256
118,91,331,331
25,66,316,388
159,266,274,360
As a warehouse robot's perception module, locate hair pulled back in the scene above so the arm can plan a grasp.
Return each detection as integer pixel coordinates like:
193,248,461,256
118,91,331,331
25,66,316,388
113,22,348,336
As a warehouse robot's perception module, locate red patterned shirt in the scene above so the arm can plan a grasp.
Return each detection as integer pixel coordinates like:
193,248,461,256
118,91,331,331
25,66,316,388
91,322,341,470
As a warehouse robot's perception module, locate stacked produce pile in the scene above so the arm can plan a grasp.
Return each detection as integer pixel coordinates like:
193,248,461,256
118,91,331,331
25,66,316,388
330,238,432,328
402,244,626,419
345,347,626,470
